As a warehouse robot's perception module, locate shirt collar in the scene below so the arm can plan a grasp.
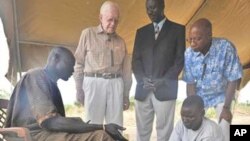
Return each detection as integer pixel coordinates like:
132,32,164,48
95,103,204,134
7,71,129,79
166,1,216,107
97,24,104,34
96,24,117,37
191,38,215,58
153,18,166,31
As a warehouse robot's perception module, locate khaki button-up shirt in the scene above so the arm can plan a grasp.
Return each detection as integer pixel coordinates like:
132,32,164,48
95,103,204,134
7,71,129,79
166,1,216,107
74,25,132,97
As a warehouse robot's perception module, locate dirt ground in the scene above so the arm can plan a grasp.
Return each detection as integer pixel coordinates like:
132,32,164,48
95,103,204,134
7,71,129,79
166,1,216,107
122,103,250,141
68,102,250,141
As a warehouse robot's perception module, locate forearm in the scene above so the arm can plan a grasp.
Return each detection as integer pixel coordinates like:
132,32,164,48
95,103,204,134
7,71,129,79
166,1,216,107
73,64,84,90
122,54,132,97
224,80,238,108
41,116,103,133
74,76,83,90
123,75,132,98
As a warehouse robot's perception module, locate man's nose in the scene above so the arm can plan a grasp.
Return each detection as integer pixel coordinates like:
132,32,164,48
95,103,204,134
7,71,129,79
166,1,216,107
111,21,115,26
147,8,156,15
111,19,118,26
182,117,189,123
190,40,197,46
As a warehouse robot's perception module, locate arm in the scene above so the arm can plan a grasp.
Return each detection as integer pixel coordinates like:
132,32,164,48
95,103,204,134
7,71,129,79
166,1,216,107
183,48,197,96
132,30,145,84
122,44,132,110
74,30,87,104
41,116,103,133
169,120,183,141
219,80,237,123
164,25,186,79
224,80,238,108
132,30,155,91
220,42,243,123
41,116,126,140
73,62,85,104
152,25,186,88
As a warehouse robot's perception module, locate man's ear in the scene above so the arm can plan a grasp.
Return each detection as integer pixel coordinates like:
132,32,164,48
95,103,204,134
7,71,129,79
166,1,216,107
201,109,205,116
50,53,60,67
54,53,60,61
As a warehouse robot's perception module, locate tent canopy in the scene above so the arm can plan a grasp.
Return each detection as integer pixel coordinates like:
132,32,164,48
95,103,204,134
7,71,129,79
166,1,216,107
0,0,250,86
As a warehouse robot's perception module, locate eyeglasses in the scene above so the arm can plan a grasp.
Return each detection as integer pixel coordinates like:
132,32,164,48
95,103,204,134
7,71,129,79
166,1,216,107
186,37,202,43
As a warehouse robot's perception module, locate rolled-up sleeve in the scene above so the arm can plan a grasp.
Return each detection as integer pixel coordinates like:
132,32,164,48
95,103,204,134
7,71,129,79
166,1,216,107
183,49,196,84
224,42,243,81
74,30,88,81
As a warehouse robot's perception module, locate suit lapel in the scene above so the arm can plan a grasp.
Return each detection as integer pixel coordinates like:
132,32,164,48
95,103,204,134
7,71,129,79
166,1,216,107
145,24,156,46
149,23,155,41
155,19,171,42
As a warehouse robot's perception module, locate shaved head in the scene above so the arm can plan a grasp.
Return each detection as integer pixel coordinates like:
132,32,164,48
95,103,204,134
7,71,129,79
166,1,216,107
47,46,74,64
182,95,204,110
191,18,212,36
146,0,165,23
46,46,75,81
188,18,213,54
181,95,205,130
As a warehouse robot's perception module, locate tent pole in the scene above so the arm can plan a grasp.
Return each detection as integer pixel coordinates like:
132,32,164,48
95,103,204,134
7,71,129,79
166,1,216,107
18,40,72,48
185,0,208,26
12,0,22,78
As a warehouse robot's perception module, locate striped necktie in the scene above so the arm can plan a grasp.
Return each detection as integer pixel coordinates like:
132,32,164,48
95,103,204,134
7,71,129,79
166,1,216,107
154,24,160,39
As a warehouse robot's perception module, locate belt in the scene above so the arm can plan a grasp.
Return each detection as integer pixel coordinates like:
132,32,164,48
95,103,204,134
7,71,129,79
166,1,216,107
84,72,121,79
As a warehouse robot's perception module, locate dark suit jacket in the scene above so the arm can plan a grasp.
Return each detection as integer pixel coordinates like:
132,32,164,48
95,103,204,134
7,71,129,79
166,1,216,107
132,19,185,101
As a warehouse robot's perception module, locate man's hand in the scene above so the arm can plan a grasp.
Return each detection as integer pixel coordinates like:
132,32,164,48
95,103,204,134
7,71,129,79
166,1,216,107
142,77,154,91
123,97,130,111
152,78,165,88
104,123,127,141
76,89,85,105
219,108,232,123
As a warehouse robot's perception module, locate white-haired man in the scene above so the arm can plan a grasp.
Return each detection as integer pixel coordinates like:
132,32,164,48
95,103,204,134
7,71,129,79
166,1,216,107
74,1,132,126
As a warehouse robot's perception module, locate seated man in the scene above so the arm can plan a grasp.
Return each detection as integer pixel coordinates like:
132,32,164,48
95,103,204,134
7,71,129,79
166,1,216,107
169,95,224,141
5,47,127,141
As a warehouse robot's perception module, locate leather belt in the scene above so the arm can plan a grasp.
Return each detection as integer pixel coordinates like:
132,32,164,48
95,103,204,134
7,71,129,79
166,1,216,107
84,72,121,79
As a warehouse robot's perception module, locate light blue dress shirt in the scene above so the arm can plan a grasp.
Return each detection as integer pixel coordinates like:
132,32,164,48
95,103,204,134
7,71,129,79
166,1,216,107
183,38,243,107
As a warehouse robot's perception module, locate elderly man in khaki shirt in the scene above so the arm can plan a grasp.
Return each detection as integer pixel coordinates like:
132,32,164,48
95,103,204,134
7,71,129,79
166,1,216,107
74,1,132,126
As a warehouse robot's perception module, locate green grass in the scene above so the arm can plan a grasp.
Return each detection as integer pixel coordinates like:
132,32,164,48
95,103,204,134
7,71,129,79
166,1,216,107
0,89,10,99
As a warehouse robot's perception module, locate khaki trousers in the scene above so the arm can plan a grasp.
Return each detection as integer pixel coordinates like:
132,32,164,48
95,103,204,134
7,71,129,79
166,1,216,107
83,77,123,126
135,92,176,141
215,103,230,141
205,102,230,141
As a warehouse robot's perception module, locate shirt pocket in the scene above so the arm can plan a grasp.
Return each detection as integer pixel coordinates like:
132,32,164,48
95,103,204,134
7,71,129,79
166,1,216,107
113,46,125,65
202,67,224,94
87,47,109,67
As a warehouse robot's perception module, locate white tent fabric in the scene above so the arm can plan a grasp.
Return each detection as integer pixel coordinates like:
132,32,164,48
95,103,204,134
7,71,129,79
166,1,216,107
0,18,9,76
0,17,12,95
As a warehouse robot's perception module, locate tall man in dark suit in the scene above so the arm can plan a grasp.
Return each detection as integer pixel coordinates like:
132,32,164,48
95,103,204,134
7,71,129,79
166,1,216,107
132,0,185,140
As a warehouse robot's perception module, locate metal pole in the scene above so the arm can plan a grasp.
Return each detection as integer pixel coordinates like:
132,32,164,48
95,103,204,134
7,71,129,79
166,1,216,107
12,0,22,78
